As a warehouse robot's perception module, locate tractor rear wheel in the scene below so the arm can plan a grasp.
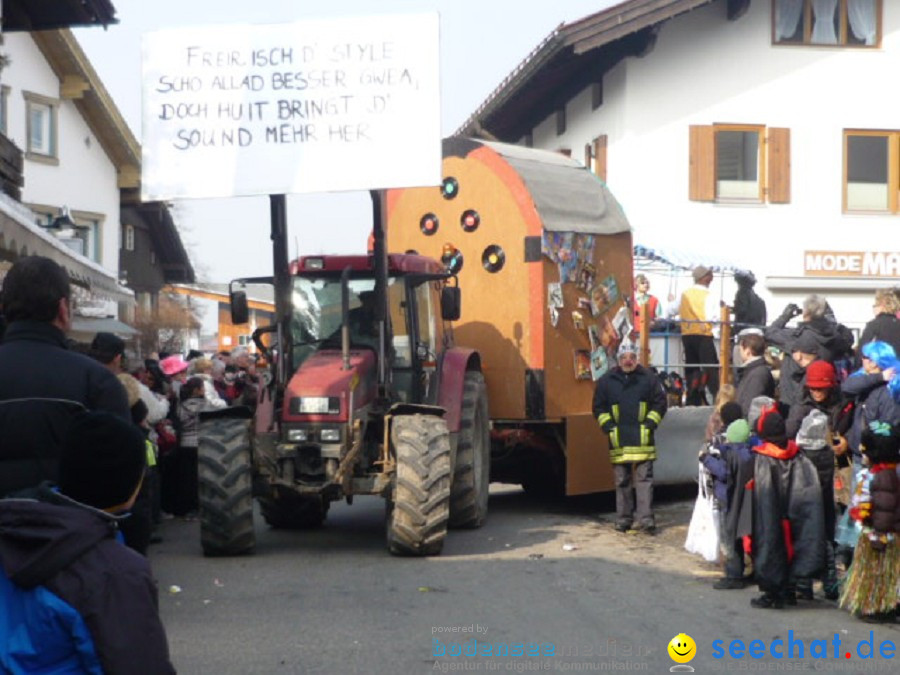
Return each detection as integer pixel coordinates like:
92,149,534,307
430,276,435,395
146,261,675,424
386,414,451,556
449,371,490,528
261,495,329,529
198,418,255,556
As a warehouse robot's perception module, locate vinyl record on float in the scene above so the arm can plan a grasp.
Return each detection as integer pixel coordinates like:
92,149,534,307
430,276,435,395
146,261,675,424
460,209,480,233
441,177,459,200
420,213,439,236
482,245,505,273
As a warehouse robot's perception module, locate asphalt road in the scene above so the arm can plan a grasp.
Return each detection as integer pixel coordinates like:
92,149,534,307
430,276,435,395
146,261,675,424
150,486,900,674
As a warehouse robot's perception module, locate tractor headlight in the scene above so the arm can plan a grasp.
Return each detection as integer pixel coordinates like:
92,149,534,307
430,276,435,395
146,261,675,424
286,428,309,442
319,428,341,442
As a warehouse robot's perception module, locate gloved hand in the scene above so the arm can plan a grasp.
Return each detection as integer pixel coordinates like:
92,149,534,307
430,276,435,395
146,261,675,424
780,303,802,320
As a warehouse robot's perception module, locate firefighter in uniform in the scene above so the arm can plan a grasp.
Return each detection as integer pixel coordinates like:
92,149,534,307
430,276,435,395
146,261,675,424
593,340,668,534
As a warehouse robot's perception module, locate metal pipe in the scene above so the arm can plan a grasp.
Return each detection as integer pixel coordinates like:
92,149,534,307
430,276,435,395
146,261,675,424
270,194,291,386
341,266,351,370
370,189,388,393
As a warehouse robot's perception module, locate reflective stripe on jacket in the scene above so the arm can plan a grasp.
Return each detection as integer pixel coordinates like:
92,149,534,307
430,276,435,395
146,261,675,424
592,365,667,464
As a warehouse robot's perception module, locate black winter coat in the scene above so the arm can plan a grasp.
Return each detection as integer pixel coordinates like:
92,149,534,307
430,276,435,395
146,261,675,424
0,321,130,497
733,286,767,332
765,315,854,411
736,357,776,416
784,390,841,441
859,313,900,357
592,365,667,463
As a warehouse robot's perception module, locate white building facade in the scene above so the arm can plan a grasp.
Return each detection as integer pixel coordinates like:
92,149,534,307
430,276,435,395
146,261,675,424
466,0,898,331
0,28,139,334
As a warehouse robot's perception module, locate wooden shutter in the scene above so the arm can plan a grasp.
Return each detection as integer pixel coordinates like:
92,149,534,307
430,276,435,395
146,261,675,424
592,135,608,182
767,127,791,204
689,125,715,201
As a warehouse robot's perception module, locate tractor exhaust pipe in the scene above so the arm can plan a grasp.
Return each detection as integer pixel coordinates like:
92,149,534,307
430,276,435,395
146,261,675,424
341,266,351,371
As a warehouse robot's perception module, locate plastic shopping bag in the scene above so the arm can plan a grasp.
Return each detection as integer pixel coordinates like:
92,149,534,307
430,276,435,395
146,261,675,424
684,463,721,562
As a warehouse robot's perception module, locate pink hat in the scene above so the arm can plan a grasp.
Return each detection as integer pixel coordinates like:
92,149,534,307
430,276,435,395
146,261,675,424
159,355,189,376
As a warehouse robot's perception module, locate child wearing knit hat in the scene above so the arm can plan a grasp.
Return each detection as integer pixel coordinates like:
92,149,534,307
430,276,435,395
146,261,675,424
0,411,175,672
701,415,755,590
748,405,825,609
793,409,840,601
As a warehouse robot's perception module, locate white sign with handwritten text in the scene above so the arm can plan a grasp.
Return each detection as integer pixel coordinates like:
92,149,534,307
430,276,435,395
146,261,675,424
141,13,441,200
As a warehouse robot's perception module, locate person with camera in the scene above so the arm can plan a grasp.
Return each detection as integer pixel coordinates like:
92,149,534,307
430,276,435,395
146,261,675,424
764,295,854,418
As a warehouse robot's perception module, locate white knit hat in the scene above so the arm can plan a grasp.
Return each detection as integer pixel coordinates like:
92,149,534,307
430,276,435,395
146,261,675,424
796,410,828,450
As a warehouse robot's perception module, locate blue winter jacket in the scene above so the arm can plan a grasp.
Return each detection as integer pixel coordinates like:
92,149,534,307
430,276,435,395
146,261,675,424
841,372,900,458
0,486,175,674
701,441,755,508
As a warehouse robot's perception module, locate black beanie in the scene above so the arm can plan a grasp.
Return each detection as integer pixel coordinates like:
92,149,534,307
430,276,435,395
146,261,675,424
59,411,146,510
757,407,787,447
860,423,900,464
130,399,149,426
720,401,743,428
792,331,820,357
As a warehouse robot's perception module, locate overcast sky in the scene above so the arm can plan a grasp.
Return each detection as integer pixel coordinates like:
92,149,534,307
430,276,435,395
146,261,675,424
75,0,617,282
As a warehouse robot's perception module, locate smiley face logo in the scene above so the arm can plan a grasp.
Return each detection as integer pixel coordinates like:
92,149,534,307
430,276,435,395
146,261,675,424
668,633,696,664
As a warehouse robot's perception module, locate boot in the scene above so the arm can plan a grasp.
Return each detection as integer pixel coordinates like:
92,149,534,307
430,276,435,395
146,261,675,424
751,592,784,609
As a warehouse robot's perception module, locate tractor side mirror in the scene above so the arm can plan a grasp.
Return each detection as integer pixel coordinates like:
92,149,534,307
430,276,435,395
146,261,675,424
440,286,461,322
230,290,249,325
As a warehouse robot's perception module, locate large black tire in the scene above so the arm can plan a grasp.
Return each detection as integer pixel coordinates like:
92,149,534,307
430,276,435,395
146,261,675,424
449,371,490,528
198,418,255,556
386,414,451,556
260,495,329,529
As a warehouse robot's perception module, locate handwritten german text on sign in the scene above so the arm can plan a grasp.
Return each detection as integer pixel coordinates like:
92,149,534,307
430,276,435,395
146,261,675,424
141,14,441,200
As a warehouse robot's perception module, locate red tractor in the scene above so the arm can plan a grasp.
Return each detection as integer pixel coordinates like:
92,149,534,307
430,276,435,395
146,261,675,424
197,194,489,556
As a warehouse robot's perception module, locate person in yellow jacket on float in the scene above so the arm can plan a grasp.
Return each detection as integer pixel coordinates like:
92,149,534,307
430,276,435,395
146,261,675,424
592,341,668,534
679,265,720,404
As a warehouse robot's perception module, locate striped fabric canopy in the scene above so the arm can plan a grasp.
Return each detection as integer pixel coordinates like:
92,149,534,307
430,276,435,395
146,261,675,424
633,244,752,276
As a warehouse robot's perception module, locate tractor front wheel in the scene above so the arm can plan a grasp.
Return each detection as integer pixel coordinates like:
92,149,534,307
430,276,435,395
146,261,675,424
449,371,490,528
198,418,255,556
386,414,451,556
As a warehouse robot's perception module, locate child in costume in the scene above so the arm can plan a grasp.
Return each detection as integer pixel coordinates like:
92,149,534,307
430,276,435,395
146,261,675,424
700,417,755,589
839,422,900,622
793,409,839,600
748,405,825,609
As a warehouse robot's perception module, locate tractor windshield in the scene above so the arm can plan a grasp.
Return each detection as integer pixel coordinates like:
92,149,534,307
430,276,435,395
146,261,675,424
290,276,404,368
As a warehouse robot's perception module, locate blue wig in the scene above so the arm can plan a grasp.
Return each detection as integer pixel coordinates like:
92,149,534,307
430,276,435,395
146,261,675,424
859,341,900,403
861,341,898,369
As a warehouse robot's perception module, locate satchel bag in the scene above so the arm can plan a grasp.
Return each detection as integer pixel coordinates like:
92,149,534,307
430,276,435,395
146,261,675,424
684,463,721,562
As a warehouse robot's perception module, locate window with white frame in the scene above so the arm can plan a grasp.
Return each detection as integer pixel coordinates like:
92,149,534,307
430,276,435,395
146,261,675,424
124,224,135,251
0,86,9,135
72,212,103,263
773,0,881,47
24,92,58,159
844,130,898,213
689,124,791,204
